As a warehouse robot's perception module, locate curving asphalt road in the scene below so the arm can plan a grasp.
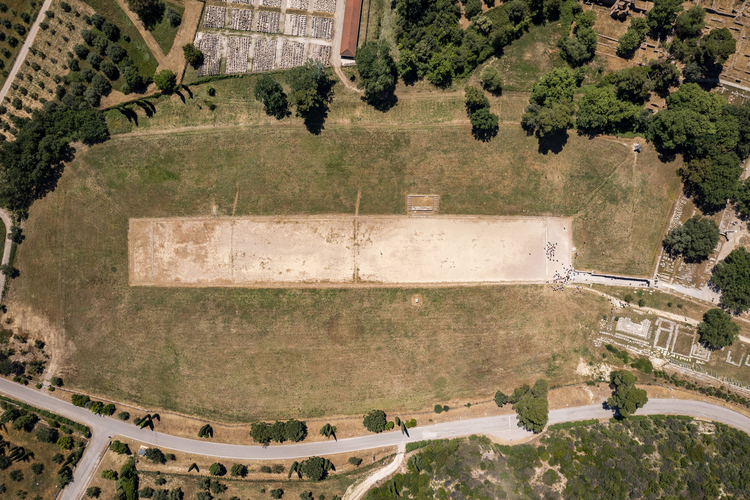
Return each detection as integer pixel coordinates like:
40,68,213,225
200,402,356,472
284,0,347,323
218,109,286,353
1,379,750,499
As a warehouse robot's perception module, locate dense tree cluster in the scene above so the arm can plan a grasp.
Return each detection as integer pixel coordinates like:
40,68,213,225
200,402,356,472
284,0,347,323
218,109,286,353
288,60,335,133
355,41,398,109
607,370,648,418
510,379,549,433
662,215,720,262
698,308,739,349
395,0,572,87
521,67,582,139
250,419,307,444
710,247,750,313
0,101,108,219
363,410,387,433
647,84,750,211
558,11,598,67
464,86,499,140
116,458,139,500
254,74,289,120
617,17,649,58
646,0,683,34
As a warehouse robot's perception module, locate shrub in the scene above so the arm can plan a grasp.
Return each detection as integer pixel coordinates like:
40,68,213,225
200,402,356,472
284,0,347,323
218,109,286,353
117,411,130,420
434,404,443,414
480,66,503,95
230,463,247,477
209,462,226,476
145,448,165,464
494,390,509,407
348,457,362,467
165,7,181,27
9,470,22,482
363,410,387,433
30,463,43,475
71,394,90,407
271,489,284,499
138,487,154,498
86,486,101,498
109,440,130,454
101,469,118,480
36,427,59,443
154,69,176,93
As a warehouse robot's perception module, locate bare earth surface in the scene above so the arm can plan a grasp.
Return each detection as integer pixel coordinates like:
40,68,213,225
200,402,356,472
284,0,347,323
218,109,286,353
129,215,573,286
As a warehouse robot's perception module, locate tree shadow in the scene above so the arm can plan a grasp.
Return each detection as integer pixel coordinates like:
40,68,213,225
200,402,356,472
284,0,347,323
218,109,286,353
182,85,193,99
117,107,139,126
175,90,185,103
364,92,398,112
303,105,329,135
537,130,569,155
134,100,156,118
472,125,499,142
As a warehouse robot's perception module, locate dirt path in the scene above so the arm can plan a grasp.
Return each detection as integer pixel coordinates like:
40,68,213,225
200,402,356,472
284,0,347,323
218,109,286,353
161,0,203,81
342,443,405,500
113,0,166,64
333,63,362,93
0,209,12,305
0,0,55,105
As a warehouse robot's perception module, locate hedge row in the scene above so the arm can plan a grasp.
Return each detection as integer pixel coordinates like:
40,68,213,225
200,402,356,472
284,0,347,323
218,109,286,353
0,395,90,436
547,419,600,431
653,370,750,410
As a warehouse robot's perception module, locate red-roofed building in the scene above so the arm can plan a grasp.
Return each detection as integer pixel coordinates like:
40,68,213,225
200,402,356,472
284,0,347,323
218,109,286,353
340,0,363,59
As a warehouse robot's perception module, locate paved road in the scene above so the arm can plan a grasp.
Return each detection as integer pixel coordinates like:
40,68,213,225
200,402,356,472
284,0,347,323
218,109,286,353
0,0,55,105
1,379,750,498
0,209,12,305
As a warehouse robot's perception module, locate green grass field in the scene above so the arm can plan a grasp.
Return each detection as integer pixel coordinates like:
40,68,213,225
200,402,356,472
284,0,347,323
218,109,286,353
81,0,159,81
148,0,183,55
9,112,677,420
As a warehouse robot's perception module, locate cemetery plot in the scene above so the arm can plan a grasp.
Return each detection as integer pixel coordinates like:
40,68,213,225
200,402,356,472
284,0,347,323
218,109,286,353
287,14,307,36
288,0,310,9
308,44,331,65
231,0,253,3
261,0,283,6
313,0,337,13
229,8,253,31
280,40,306,68
255,10,281,33
203,5,227,28
310,16,334,39
226,36,251,73
252,37,277,71
129,216,573,286
194,33,223,76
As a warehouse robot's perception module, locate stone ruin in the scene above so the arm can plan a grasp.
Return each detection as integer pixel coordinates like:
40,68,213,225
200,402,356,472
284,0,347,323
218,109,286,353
194,33,223,76
313,0,337,13
253,38,277,72
280,40,306,68
308,44,331,65
310,16,334,39
203,5,226,28
229,9,253,31
288,14,307,36
226,36,251,74
255,10,281,33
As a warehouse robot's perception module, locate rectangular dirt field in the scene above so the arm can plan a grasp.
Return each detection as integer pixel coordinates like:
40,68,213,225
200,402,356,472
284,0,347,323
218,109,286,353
129,216,573,286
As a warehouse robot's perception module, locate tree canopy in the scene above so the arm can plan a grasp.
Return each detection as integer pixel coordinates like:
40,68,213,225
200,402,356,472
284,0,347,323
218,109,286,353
617,17,649,58
607,370,648,418
510,379,548,433
288,60,335,132
674,5,705,40
254,75,289,120
363,410,387,433
698,308,739,349
711,247,750,313
153,70,176,93
0,101,108,219
355,41,398,109
662,215,720,262
646,0,683,33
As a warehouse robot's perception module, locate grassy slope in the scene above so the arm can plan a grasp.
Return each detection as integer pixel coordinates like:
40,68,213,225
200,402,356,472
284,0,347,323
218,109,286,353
81,0,158,79
148,0,183,55
10,117,673,420
0,422,81,499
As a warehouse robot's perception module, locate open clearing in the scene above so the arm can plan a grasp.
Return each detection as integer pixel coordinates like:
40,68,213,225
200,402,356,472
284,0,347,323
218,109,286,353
7,77,680,421
129,216,572,286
